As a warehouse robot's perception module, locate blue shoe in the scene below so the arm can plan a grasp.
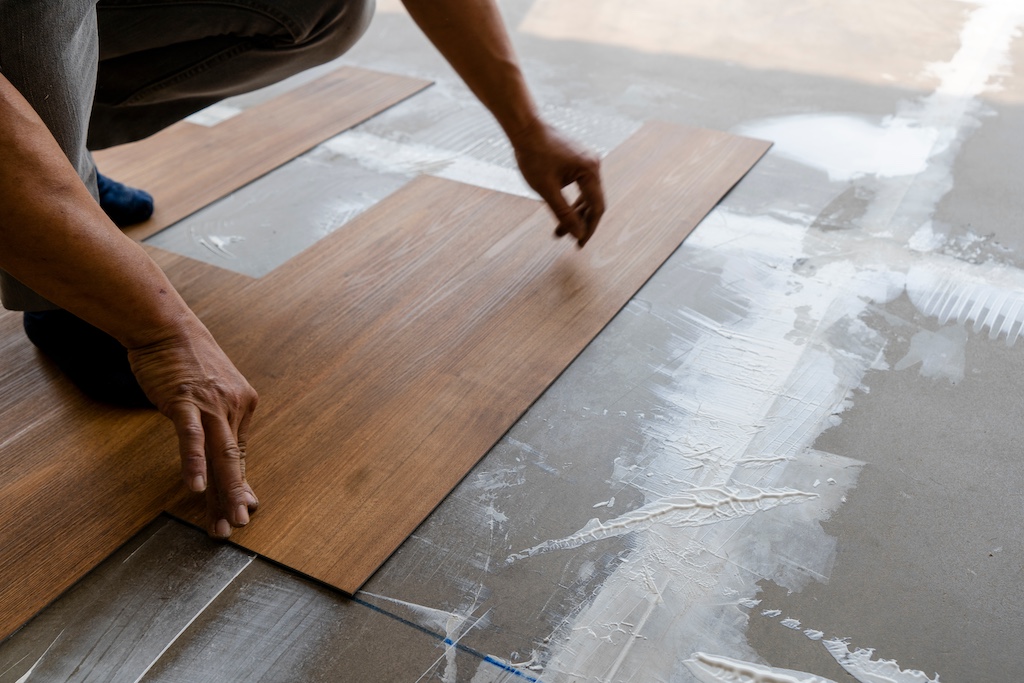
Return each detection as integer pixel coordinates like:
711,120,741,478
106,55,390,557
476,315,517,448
96,172,154,227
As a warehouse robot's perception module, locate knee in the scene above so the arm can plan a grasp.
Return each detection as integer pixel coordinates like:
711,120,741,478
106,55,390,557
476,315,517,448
286,0,376,63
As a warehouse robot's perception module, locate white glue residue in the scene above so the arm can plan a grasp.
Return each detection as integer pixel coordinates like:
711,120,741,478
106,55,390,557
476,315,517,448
530,4,1024,677
894,325,968,383
323,131,538,198
737,114,940,183
907,223,947,253
739,0,1024,245
14,630,64,683
360,592,488,683
906,261,1024,346
752,607,945,683
183,102,243,127
490,3,1024,680
537,209,874,680
824,640,941,683
508,486,817,562
196,233,245,259
685,652,838,683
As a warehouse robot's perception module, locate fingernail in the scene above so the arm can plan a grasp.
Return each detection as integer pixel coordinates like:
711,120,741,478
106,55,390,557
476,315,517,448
191,475,206,493
245,493,259,508
236,504,250,526
215,519,231,538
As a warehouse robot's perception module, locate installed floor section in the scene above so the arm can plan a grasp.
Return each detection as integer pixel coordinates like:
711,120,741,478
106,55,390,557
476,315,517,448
0,115,768,636
94,66,430,241
4,1,1024,681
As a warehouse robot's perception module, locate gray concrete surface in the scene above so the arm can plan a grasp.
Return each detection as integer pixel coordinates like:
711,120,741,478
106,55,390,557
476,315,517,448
3,1,1023,681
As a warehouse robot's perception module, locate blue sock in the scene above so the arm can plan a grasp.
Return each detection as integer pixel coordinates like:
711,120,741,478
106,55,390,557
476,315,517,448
23,310,153,409
96,172,154,227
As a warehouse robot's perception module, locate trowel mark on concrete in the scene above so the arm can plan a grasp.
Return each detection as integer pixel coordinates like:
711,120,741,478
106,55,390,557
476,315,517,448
685,643,941,683
823,639,940,683
748,604,945,682
906,260,1024,346
507,486,817,562
537,210,873,681
686,651,839,683
524,2,1024,679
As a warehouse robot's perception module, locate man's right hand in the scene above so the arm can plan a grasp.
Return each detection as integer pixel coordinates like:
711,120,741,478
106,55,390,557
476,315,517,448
2,72,261,540
128,318,260,539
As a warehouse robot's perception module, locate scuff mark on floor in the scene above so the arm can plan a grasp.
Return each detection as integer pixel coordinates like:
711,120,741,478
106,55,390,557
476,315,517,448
13,630,63,683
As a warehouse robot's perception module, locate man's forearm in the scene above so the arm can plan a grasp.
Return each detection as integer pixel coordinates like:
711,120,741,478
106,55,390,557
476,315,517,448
400,0,541,143
400,0,606,246
0,73,194,348
2,72,260,537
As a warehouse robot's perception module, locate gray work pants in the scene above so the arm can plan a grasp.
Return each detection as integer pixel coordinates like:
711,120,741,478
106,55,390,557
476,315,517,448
0,0,374,311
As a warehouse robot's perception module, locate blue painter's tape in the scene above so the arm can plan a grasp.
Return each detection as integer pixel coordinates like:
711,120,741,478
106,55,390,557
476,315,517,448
352,595,542,682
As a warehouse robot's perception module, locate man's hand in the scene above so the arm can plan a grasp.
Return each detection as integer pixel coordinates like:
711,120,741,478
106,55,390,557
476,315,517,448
2,67,260,541
400,0,607,246
510,120,605,248
127,319,259,539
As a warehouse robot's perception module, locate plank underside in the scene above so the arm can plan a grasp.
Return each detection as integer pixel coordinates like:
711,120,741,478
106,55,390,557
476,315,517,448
93,66,431,241
0,120,769,639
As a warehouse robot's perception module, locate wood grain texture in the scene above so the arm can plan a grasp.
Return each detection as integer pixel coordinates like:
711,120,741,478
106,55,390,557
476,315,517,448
166,122,772,593
93,66,431,241
0,121,769,638
0,273,251,641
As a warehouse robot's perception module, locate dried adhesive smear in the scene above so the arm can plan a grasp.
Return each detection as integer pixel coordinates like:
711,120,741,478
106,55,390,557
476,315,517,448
508,486,818,561
893,325,967,384
684,643,941,683
686,652,838,683
824,640,940,683
359,592,490,683
523,1,1024,680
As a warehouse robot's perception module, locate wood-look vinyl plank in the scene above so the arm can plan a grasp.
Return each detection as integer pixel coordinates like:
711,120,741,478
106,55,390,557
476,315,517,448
93,66,431,241
166,122,771,593
0,261,248,640
0,121,768,639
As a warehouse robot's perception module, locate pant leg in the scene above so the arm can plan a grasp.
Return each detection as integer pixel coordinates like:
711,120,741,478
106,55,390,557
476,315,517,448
0,0,100,311
0,0,374,311
89,0,375,149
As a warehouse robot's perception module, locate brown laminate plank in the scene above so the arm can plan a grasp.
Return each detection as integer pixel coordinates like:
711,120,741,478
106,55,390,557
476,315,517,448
0,121,768,638
166,122,772,593
0,260,251,640
93,66,431,241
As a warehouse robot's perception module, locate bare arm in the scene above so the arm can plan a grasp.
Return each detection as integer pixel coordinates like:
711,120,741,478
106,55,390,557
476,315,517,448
0,73,257,538
400,0,605,246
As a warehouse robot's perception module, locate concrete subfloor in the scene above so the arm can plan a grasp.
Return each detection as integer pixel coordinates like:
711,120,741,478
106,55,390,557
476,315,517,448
3,1,1023,681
